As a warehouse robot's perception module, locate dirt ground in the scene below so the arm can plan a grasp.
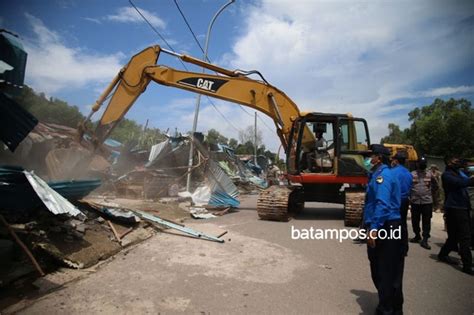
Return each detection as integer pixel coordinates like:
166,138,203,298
3,195,473,314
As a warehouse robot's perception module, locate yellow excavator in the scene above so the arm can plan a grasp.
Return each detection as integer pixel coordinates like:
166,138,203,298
79,45,372,226
383,144,418,171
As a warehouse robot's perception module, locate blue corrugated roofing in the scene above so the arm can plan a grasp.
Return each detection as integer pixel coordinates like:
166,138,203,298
0,166,101,211
48,179,102,201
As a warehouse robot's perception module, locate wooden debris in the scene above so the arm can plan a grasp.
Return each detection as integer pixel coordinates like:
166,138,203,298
0,214,45,277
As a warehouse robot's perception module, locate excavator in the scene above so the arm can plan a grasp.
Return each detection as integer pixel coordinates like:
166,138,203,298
79,45,371,226
383,143,418,171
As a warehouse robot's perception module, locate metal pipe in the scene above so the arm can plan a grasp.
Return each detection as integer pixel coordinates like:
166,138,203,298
186,0,235,192
254,111,258,165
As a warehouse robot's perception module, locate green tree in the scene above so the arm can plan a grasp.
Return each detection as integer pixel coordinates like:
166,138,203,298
380,123,410,144
14,86,85,127
381,98,474,157
206,128,228,146
228,138,238,149
408,98,473,157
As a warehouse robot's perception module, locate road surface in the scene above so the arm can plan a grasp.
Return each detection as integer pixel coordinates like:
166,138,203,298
7,194,474,314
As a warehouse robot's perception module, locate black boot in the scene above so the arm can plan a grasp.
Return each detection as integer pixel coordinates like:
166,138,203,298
410,235,421,243
438,254,458,265
420,238,431,250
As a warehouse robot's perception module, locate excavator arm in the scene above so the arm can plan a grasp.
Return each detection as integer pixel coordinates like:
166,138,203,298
82,45,313,151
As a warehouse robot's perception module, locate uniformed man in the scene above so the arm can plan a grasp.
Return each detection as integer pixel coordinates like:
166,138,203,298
391,152,413,255
364,144,405,314
391,152,413,224
410,157,438,249
438,157,474,275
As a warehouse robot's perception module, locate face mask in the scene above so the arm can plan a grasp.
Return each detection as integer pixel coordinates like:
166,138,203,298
364,157,372,170
451,162,462,170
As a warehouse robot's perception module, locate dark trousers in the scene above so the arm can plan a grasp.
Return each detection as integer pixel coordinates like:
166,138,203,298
438,208,472,269
400,199,409,254
367,221,406,314
411,203,432,239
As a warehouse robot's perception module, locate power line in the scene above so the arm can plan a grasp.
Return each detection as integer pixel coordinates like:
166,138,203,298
206,98,242,133
172,0,209,61
129,0,189,71
172,0,271,135
237,105,274,132
130,0,245,135
257,113,275,132
171,0,243,134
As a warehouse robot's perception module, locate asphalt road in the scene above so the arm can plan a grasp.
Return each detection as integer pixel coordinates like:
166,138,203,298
10,194,474,314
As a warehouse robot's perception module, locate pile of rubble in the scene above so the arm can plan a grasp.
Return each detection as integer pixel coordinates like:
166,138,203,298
0,118,271,292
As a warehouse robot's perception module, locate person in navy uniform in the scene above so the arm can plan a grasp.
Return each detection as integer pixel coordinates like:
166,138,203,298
390,152,413,225
438,157,474,275
365,144,405,314
390,152,413,256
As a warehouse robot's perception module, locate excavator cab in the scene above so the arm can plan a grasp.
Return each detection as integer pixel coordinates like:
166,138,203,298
287,113,370,177
281,113,371,226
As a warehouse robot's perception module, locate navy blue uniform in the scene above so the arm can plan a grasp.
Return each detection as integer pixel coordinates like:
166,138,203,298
391,164,413,253
438,168,474,273
364,164,402,229
364,164,405,314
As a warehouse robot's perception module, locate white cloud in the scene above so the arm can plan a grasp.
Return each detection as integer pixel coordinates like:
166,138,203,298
23,13,124,94
105,7,165,29
420,85,474,97
221,0,474,145
83,17,101,24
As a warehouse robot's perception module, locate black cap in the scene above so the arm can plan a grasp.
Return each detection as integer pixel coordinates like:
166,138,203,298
418,156,427,169
393,151,407,161
418,156,427,163
370,144,391,156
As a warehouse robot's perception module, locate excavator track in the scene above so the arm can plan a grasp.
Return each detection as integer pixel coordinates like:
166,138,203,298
257,185,292,221
344,191,365,227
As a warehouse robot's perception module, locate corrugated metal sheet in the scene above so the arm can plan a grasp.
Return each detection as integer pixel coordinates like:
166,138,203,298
0,92,38,152
48,179,101,201
207,159,239,199
23,171,86,219
0,165,42,210
209,190,240,207
0,166,89,219
0,31,27,90
147,140,169,164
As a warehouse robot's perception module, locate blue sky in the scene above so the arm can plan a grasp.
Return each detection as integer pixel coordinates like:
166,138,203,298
1,0,473,153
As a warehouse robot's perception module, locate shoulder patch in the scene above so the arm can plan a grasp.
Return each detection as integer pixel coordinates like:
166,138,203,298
376,176,384,184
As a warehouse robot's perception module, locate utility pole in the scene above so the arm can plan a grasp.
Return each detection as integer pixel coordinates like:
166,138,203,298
186,0,235,192
254,111,258,165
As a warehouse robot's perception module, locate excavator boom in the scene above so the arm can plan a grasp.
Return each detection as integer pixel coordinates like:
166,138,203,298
85,45,311,151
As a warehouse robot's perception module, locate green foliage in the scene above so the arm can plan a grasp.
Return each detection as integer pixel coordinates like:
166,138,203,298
381,98,474,158
228,138,238,149
109,118,142,144
380,123,411,144
409,98,473,157
13,85,166,149
109,119,166,150
206,128,228,146
12,85,282,159
14,86,85,127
